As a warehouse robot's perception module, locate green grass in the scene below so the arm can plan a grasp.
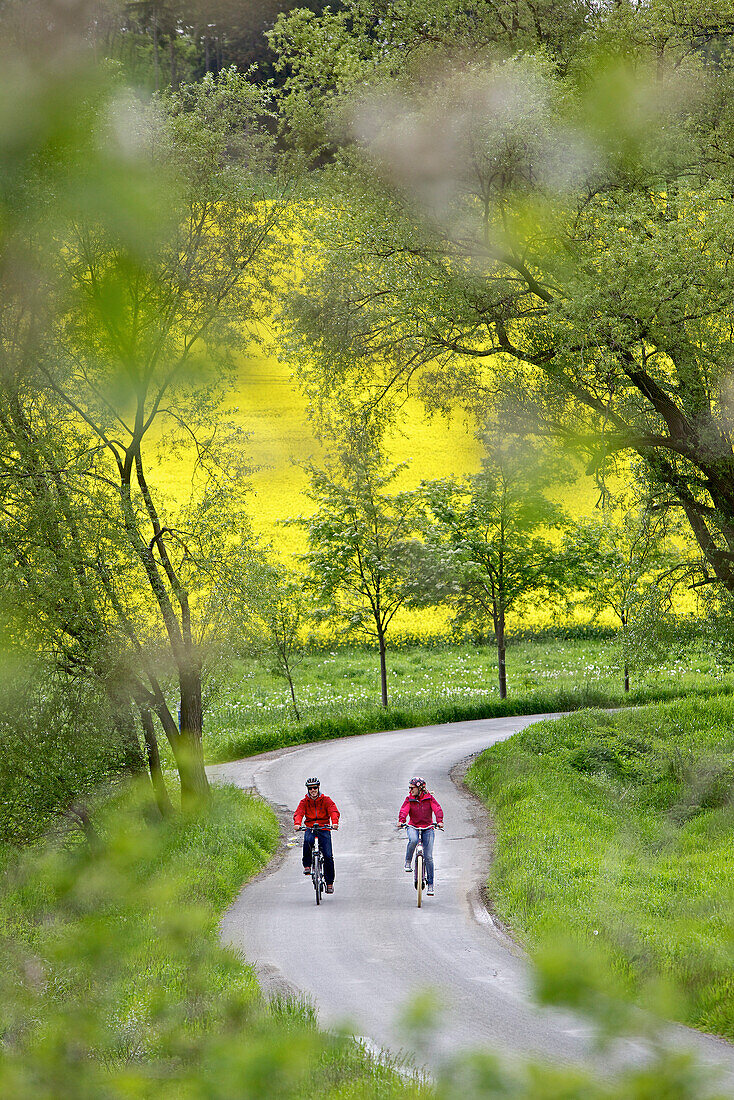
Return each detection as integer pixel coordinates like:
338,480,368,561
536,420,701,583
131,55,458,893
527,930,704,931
0,782,425,1098
203,637,732,762
465,695,734,1042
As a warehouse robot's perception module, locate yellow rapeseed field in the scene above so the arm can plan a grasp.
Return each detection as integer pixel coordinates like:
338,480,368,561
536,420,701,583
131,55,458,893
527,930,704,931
153,338,602,636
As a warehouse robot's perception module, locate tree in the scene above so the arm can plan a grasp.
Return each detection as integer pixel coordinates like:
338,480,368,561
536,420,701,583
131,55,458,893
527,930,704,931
298,427,428,708
231,552,308,721
270,2,734,612
0,18,298,808
267,0,597,157
566,492,681,692
424,435,568,697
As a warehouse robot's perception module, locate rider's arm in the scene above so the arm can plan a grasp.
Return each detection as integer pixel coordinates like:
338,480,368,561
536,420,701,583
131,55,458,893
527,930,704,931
431,795,444,825
325,796,340,827
293,797,306,828
397,796,410,825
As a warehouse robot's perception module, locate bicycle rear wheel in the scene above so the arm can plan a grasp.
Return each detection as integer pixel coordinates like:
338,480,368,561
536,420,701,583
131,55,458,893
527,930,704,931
416,852,424,908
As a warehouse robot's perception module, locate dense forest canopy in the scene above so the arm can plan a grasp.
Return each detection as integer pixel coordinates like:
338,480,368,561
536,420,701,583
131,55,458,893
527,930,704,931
86,0,330,86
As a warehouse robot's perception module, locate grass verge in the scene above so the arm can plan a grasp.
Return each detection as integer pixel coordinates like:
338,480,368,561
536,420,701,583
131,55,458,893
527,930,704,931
465,695,734,1041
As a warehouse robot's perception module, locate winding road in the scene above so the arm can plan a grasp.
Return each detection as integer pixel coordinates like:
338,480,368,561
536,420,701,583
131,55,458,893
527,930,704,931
210,714,734,1085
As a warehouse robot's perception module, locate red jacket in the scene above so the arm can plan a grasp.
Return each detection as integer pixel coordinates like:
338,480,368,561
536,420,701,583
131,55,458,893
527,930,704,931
294,792,340,829
398,789,443,828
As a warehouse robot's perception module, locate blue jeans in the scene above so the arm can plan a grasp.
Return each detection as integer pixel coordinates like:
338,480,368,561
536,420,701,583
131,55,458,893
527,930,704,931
303,828,334,885
405,826,435,886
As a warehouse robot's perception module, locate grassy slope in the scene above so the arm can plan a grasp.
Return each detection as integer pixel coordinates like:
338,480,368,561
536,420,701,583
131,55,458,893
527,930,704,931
465,696,734,1041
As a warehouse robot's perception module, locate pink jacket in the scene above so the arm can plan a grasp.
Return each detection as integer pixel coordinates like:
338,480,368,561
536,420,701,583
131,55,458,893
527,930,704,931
398,789,443,828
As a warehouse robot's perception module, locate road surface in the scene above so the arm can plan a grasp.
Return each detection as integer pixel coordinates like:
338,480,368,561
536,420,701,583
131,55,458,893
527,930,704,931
210,715,734,1084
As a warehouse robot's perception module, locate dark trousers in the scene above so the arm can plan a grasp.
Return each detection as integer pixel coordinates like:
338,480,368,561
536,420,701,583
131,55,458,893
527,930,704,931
303,827,334,885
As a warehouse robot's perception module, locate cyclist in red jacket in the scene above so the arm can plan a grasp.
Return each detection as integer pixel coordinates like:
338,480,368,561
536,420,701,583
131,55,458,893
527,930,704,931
397,776,443,896
294,777,340,893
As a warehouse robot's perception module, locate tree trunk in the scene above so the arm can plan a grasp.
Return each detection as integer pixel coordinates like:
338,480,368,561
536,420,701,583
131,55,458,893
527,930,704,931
621,612,630,693
378,629,388,708
178,664,209,807
107,689,147,774
66,801,100,849
152,13,160,92
287,672,301,722
496,609,507,700
139,707,174,817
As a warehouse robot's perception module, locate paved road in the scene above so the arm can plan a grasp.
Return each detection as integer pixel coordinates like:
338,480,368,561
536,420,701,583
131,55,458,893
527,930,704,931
211,715,734,1084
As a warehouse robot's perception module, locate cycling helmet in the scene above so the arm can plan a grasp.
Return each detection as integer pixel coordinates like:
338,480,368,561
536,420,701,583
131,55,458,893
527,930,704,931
305,777,320,788
409,776,426,789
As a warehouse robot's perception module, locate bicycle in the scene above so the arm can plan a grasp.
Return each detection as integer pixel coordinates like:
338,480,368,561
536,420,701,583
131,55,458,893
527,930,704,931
398,823,441,907
296,824,334,905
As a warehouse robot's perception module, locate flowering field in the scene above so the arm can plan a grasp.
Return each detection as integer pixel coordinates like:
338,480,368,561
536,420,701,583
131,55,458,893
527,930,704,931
201,637,730,764
154,341,601,634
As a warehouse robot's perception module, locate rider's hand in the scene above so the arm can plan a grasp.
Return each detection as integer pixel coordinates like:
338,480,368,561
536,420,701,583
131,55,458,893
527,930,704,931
332,824,339,830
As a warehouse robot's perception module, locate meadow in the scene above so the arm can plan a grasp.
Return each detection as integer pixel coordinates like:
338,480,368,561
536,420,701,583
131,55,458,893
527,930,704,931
202,634,730,763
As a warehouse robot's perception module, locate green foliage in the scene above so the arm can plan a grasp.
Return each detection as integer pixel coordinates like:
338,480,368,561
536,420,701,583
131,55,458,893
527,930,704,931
0,12,300,804
423,434,572,695
0,658,138,845
268,0,598,156
466,697,734,1040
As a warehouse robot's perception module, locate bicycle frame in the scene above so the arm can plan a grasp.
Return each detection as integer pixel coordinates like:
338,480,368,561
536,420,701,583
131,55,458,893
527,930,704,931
297,824,334,905
399,823,438,908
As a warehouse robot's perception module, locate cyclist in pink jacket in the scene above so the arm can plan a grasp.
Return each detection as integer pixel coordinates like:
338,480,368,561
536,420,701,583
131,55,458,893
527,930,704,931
397,776,443,896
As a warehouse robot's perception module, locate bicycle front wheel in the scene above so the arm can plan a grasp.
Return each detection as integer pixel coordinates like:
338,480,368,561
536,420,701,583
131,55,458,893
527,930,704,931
314,852,323,905
416,852,424,908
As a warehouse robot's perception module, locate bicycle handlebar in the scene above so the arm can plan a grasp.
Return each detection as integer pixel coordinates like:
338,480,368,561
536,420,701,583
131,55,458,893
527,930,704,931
396,822,443,829
294,823,336,831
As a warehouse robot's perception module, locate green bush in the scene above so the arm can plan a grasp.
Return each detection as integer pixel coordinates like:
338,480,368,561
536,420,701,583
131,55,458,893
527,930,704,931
0,661,141,844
